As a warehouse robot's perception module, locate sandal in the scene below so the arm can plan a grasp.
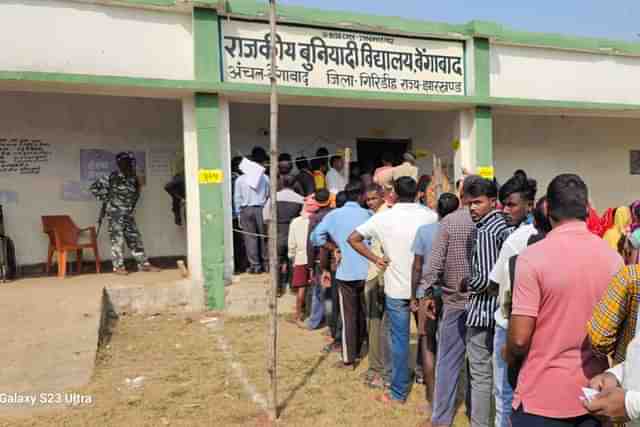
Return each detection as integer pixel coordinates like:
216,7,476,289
113,268,129,276
375,392,406,406
140,263,161,272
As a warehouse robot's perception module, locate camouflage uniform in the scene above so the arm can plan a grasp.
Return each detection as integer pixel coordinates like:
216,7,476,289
90,172,148,270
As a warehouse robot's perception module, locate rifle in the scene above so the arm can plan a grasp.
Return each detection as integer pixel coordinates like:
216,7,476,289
97,202,107,236
96,172,116,237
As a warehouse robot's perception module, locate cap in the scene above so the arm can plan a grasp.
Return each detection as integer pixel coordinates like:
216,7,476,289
116,152,136,163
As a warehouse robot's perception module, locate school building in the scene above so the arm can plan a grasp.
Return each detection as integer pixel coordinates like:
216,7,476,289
2,0,640,309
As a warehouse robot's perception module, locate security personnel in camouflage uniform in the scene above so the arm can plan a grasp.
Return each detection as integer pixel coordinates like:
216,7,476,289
90,152,160,275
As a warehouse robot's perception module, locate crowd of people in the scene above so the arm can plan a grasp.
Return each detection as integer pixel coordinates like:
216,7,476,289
232,145,640,427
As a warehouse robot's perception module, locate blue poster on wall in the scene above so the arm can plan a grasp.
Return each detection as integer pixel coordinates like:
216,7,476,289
80,149,146,182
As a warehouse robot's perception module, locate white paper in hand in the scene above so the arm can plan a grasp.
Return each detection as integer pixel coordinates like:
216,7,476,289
581,387,599,403
239,157,265,190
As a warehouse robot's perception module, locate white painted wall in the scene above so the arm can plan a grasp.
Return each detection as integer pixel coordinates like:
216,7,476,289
0,92,186,266
229,103,458,176
182,96,203,282
491,44,640,104
0,0,193,81
494,113,640,210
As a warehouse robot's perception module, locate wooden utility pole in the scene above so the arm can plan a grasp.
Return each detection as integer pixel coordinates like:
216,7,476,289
267,0,279,421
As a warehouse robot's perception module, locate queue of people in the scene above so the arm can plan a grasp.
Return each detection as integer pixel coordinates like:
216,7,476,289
233,145,640,427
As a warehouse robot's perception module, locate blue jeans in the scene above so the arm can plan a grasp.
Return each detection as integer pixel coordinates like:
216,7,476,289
307,283,326,330
494,324,513,427
385,296,411,402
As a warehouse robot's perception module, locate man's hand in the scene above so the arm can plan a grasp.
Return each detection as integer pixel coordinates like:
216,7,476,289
410,299,419,313
321,270,332,289
459,277,468,293
584,387,629,422
590,372,620,392
421,298,437,320
487,281,499,297
335,249,342,266
375,256,389,270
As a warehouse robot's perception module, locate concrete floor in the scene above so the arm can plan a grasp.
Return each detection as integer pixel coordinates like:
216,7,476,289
0,270,203,417
0,274,104,416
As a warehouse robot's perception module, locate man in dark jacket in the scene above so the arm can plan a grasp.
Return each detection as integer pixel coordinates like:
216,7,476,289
294,156,316,196
266,174,304,294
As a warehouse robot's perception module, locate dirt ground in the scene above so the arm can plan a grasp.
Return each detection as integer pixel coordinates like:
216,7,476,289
0,313,469,427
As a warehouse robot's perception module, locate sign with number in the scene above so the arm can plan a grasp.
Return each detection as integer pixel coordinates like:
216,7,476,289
198,169,224,184
477,166,495,180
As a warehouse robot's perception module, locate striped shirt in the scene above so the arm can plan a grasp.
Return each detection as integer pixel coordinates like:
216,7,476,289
466,210,513,328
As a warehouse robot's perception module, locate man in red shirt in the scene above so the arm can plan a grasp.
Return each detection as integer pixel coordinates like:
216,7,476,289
505,174,623,427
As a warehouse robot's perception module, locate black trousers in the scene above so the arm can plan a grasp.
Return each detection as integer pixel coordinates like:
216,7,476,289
238,206,267,269
337,279,366,365
511,406,601,427
233,218,248,273
164,174,185,226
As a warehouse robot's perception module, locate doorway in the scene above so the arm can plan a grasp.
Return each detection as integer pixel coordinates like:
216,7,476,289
356,138,411,173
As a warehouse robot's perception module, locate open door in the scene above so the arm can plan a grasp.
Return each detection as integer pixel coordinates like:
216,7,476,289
356,138,411,172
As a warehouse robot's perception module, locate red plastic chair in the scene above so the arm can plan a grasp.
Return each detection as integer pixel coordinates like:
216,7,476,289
42,215,101,278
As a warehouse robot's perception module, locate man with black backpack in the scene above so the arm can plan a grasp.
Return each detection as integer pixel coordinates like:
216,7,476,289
90,152,160,275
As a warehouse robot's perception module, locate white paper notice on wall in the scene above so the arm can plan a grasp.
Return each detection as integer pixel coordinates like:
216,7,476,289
0,191,18,204
62,181,93,202
150,150,174,177
0,138,53,175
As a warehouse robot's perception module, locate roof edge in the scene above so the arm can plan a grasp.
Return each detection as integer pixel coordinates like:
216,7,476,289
221,1,640,58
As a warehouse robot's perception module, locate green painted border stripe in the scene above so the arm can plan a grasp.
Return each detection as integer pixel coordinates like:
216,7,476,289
0,70,219,93
4,71,640,114
473,37,490,97
194,8,220,83
217,81,477,106
475,106,492,168
195,94,225,310
194,8,224,310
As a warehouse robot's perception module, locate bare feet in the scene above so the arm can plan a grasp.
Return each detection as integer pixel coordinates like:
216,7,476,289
416,401,433,415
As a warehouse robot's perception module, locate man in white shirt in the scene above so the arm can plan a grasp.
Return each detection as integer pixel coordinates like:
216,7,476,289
348,176,437,405
586,334,640,426
326,155,346,194
488,170,538,427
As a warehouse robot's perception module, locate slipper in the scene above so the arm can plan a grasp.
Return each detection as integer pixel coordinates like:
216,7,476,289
367,376,386,390
321,343,342,354
113,268,129,276
375,393,406,406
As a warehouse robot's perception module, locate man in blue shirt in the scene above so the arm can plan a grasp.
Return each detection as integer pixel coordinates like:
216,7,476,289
234,157,270,274
311,181,371,369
